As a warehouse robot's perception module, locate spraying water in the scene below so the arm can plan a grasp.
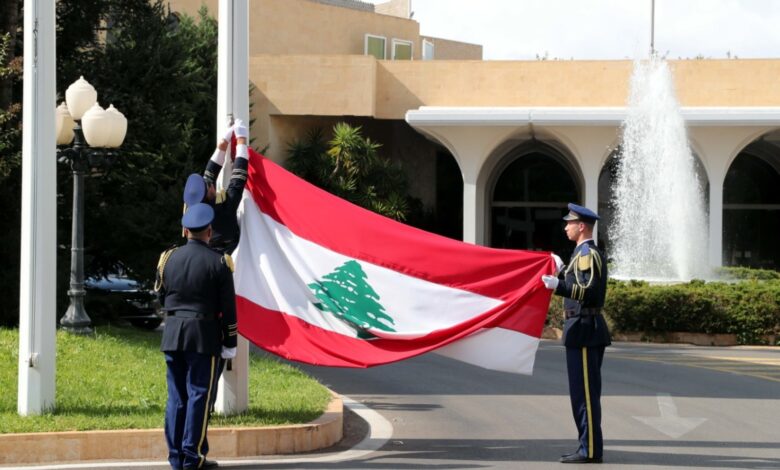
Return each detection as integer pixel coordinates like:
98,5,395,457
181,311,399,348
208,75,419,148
610,58,710,281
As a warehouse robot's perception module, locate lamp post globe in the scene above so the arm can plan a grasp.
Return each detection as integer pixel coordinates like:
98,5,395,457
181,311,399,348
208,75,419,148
58,77,126,335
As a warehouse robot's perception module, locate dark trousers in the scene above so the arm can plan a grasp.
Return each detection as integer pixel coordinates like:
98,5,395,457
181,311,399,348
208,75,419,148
566,345,605,459
164,351,217,470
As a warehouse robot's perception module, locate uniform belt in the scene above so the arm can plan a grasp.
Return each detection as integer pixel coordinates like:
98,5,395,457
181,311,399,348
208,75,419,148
565,307,602,319
169,310,213,320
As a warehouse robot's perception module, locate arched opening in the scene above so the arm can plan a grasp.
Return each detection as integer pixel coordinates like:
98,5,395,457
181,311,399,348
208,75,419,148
489,142,579,259
723,133,780,269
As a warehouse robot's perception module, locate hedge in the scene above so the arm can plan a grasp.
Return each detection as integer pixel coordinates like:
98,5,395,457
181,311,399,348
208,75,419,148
546,271,780,345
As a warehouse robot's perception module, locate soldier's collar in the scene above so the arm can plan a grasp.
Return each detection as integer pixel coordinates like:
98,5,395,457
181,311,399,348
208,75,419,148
575,238,594,249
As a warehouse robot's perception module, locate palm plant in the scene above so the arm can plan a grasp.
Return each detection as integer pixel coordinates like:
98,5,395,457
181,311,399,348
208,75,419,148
286,122,413,221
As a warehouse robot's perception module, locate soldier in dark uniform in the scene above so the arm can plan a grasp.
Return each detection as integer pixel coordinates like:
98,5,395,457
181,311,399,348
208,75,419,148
156,199,238,470
183,120,250,416
200,119,249,255
542,203,611,464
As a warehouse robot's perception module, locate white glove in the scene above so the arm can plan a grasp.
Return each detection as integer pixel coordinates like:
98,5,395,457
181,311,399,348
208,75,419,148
233,119,248,139
551,253,564,274
221,346,237,359
541,275,559,290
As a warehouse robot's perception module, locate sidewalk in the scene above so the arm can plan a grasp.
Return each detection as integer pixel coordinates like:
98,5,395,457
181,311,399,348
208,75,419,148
0,395,343,467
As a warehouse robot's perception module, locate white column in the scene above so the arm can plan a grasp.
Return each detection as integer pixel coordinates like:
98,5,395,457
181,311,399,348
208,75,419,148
462,176,483,245
215,0,250,415
583,167,600,241
708,172,724,268
18,0,57,415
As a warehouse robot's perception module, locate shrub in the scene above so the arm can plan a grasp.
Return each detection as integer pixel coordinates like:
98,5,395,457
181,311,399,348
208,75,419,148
546,268,780,345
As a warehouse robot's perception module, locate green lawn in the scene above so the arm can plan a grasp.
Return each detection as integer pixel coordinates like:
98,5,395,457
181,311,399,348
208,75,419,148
0,326,331,433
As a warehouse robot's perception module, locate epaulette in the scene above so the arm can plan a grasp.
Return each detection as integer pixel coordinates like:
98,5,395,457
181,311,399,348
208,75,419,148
154,246,179,291
216,189,227,204
222,253,235,273
577,252,592,271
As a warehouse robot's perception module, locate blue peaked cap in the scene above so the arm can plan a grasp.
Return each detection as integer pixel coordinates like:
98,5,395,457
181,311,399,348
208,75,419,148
563,203,599,223
182,202,214,230
183,173,207,206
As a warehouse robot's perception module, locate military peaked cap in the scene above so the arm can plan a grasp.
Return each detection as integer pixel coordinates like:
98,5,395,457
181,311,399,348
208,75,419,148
562,203,599,224
183,173,207,206
182,202,214,230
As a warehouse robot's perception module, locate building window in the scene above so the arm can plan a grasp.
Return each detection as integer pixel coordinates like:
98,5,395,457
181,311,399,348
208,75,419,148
392,39,413,60
422,39,434,60
365,34,386,60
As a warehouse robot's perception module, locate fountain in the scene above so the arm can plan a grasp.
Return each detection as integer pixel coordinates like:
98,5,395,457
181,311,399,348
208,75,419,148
609,58,710,281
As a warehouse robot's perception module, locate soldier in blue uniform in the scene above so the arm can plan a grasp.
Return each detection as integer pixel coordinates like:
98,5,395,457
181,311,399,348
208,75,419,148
156,198,238,470
542,203,611,464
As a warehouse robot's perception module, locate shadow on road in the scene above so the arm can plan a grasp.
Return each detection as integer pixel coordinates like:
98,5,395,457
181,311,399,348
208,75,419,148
276,343,780,399
246,438,780,469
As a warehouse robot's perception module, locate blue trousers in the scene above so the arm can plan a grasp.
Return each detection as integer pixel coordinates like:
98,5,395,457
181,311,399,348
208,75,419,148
164,351,217,470
566,346,605,459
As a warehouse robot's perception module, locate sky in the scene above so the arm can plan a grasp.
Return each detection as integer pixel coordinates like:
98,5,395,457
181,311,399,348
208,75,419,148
365,0,780,60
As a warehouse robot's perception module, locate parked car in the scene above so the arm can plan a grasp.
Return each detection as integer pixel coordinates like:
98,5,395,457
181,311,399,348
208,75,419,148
84,274,163,330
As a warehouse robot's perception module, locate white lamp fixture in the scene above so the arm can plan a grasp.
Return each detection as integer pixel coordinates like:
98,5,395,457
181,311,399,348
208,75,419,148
64,76,97,121
58,76,128,338
55,102,75,146
80,102,111,148
104,104,128,148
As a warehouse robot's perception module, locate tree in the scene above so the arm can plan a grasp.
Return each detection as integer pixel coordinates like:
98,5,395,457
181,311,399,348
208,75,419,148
309,260,395,338
0,30,22,326
0,1,220,326
286,122,416,221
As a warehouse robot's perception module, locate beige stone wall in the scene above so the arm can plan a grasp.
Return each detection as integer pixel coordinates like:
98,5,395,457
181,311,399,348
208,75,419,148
250,57,780,122
169,0,421,58
168,0,480,61
375,0,410,19
420,36,483,60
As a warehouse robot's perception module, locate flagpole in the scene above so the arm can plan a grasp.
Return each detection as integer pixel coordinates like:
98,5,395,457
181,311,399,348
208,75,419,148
18,0,57,415
215,0,250,415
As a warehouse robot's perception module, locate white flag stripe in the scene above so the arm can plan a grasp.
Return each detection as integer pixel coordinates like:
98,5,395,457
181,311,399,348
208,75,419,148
234,194,504,339
436,328,539,374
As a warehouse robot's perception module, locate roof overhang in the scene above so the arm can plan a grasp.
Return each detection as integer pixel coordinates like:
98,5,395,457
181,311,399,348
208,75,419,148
405,107,780,127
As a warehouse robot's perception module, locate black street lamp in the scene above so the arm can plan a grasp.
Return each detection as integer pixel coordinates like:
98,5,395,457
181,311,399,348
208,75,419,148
56,77,127,335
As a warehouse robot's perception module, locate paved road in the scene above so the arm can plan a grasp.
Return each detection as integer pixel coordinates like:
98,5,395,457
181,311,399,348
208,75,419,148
285,340,780,470
22,341,779,470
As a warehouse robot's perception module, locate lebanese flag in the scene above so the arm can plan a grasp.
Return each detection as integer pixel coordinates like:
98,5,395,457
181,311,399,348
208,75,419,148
233,149,556,374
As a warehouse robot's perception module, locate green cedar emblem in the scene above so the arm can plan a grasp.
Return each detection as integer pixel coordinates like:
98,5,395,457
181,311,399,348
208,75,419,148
309,260,396,339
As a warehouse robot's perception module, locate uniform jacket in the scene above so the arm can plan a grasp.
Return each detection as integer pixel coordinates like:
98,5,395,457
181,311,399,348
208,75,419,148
554,239,611,348
156,239,238,355
204,157,248,254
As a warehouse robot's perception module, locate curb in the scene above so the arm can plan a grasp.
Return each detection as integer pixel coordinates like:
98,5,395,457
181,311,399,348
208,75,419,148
0,394,343,466
543,326,778,347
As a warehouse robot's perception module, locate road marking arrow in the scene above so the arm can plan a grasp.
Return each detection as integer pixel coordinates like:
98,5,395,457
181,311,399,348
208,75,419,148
633,393,707,438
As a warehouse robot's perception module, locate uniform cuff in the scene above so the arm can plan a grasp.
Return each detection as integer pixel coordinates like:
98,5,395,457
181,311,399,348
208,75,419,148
236,144,248,160
210,148,226,166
